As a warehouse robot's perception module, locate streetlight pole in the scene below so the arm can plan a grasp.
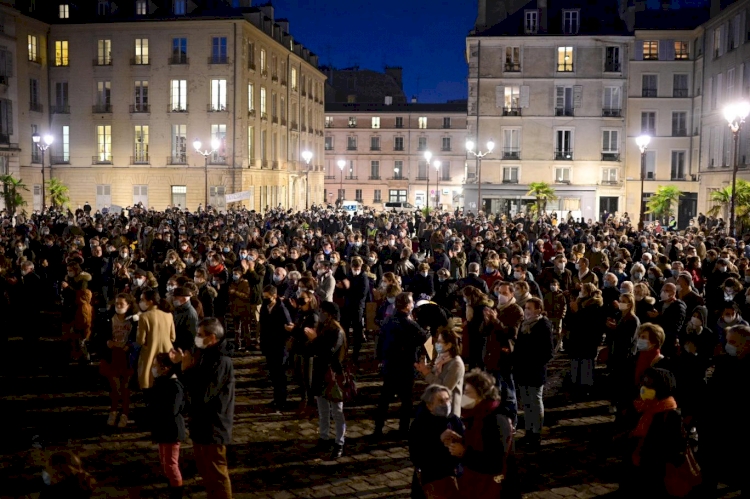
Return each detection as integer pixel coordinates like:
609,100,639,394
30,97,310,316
434,160,441,209
302,150,313,210
337,159,345,205
424,151,432,212
724,101,750,237
635,134,651,232
32,133,53,211
465,139,495,213
193,138,221,211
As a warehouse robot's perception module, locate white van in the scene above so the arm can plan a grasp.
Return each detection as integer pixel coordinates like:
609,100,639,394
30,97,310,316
340,200,363,215
384,201,420,213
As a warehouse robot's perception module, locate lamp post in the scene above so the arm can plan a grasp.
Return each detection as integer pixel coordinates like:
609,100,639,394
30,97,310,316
466,139,495,213
337,159,345,204
635,134,651,231
724,101,750,237
424,150,432,212
193,138,221,210
32,132,54,211
302,150,313,210
434,160,442,210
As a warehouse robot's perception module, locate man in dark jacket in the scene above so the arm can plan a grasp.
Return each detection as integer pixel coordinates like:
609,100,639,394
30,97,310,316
457,263,489,295
17,261,42,346
172,287,199,351
259,285,293,411
289,290,319,413
172,318,235,499
194,268,217,319
373,292,430,438
341,256,369,366
242,258,264,345
651,283,687,356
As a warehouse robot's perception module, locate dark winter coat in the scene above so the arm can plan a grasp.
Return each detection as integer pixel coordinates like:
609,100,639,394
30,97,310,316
408,404,464,485
150,374,186,443
513,316,555,387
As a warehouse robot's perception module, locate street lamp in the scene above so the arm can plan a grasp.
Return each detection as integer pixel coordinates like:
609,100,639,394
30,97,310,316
302,150,313,209
337,159,345,204
466,139,495,213
635,134,651,231
32,132,54,211
724,101,750,237
424,150,432,212
434,160,442,209
193,138,221,210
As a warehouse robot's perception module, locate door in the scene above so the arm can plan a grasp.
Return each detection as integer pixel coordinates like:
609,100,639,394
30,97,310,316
133,185,148,207
415,191,425,207
96,184,111,211
33,184,42,212
171,185,187,209
678,193,697,229
599,196,618,221
209,186,226,210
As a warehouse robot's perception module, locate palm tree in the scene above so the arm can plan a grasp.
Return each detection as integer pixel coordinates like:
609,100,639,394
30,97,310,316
707,179,750,230
646,185,683,223
47,178,70,208
0,174,29,215
527,182,557,217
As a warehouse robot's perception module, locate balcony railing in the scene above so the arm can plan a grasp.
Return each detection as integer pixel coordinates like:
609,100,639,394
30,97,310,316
0,75,7,86
324,175,336,180
29,102,43,113
355,197,364,203
261,71,268,78
345,176,358,180
601,152,620,161
272,161,279,169
169,105,188,113
602,108,621,117
167,155,187,165
673,128,688,137
555,108,574,117
130,104,150,113
169,55,189,65
93,58,112,66
301,125,307,132
50,155,70,165
209,155,227,165
369,175,381,180
92,155,112,164
93,103,112,113
370,146,381,151
391,175,404,180
554,150,573,160
131,154,149,164
504,62,521,72
503,107,521,116
556,179,572,184
416,176,429,181
290,122,298,131
248,62,256,71
502,178,519,184
394,146,404,151
261,112,268,121
130,57,150,65
281,118,287,126
503,149,520,160
271,75,278,83
261,159,269,168
208,55,229,64
604,62,621,72
373,198,382,203
248,109,256,117
395,123,404,128
673,89,689,98
51,104,70,114
281,79,287,86
671,175,687,181
642,88,657,97
347,146,357,151
0,134,14,146
208,104,227,112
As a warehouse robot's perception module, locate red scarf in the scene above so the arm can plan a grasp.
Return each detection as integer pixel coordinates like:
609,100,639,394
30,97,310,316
207,263,225,275
461,399,500,452
631,396,678,465
634,348,661,385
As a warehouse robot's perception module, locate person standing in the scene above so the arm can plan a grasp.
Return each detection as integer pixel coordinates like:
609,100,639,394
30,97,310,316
340,257,370,366
137,289,176,391
172,287,199,352
259,285,293,411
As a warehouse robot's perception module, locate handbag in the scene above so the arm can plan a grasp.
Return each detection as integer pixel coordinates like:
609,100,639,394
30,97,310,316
324,366,357,402
664,444,702,497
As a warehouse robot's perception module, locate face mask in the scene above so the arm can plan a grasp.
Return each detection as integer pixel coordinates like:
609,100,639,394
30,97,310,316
523,309,537,321
120,252,128,258
323,249,331,255
633,272,643,280
636,338,650,351
151,366,159,379
660,291,670,301
726,343,739,356
42,470,51,486
421,271,429,277
513,271,523,280
194,336,206,349
166,284,175,293
723,314,736,324
574,263,581,271
139,301,149,312
690,316,701,328
67,271,75,278
495,294,508,305
604,281,613,288
718,266,728,273
641,242,648,248
485,267,494,274
618,302,629,311
273,275,282,283
550,285,559,292
639,386,656,401
460,394,477,409
556,263,565,272
115,306,128,315
233,274,241,281
592,247,601,253
223,247,230,253
433,403,451,418
435,343,444,354
317,269,327,276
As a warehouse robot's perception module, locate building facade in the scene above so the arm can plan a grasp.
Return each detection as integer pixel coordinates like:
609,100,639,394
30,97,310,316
323,102,468,210
2,0,325,212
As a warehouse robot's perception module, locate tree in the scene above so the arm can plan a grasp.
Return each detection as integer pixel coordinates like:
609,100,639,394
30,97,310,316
527,182,557,217
0,174,29,215
707,178,750,230
646,185,683,223
47,177,70,208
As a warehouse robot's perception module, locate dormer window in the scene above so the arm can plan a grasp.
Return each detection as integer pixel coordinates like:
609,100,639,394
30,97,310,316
524,10,538,34
173,0,186,15
563,10,579,35
59,4,70,18
98,0,111,16
136,0,147,15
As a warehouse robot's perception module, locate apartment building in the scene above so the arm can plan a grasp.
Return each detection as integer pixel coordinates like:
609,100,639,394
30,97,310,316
323,101,468,209
466,0,632,220
2,0,325,212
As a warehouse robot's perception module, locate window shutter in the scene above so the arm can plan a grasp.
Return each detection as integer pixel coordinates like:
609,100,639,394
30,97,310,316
659,40,671,60
555,86,564,108
495,85,504,108
735,15,742,47
634,41,643,61
664,40,675,61
741,63,745,95
520,85,530,108
742,10,748,42
573,85,583,108
3,50,11,77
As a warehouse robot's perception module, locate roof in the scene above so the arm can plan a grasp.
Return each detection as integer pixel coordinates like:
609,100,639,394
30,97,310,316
325,102,468,113
634,6,710,31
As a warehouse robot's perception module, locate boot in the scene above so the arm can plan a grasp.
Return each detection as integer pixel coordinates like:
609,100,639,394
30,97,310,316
330,443,344,460
312,438,332,452
168,485,184,499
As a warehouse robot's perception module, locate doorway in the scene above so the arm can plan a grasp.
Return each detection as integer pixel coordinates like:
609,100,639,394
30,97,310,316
678,193,697,229
599,196,618,221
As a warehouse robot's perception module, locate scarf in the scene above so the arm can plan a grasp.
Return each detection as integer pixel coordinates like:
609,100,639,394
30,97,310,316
207,263,225,275
497,296,516,311
520,316,540,334
462,399,501,452
634,348,661,385
630,396,678,466
434,352,452,375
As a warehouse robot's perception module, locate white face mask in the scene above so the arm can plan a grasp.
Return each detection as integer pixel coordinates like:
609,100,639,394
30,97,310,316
660,291,670,301
194,336,206,349
460,394,477,409
139,301,149,312
115,306,128,315
496,294,509,305
513,271,523,280
151,366,159,379
618,302,629,311
636,338,650,351
421,271,429,277
690,316,701,328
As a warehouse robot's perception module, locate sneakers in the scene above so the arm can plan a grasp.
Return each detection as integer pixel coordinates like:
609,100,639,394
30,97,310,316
330,443,344,460
106,411,118,426
117,414,129,428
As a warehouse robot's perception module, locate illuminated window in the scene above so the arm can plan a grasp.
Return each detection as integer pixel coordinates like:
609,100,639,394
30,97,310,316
55,41,69,66
557,46,574,71
59,4,69,18
134,38,149,64
28,35,38,62
643,41,658,60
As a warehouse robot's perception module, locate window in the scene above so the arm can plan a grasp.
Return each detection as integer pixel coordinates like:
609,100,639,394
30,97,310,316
173,0,186,15
134,38,149,64
133,80,148,112
603,86,621,116
133,185,148,207
505,85,520,114
602,168,618,183
136,0,147,15
55,41,69,66
673,74,689,97
505,47,520,71
442,137,451,151
97,39,111,65
562,10,579,34
524,10,538,34
602,130,619,160
370,161,380,179
372,116,380,129
260,130,267,160
347,136,357,150
557,47,574,72
30,125,40,163
170,79,187,111
671,151,686,179
247,125,254,161
418,137,427,151
95,81,111,111
133,125,149,163
324,116,334,128
443,117,451,129
96,125,112,162
209,186,226,209
291,67,297,90
395,116,404,128
28,35,38,62
503,167,519,183
210,124,227,162
605,46,620,72
171,124,187,163
96,185,112,210
394,160,404,179
172,38,187,63
714,27,723,58
325,136,333,150
0,48,12,83
644,151,656,179
374,190,382,202
394,136,404,151
674,41,688,59
371,136,380,151
418,117,428,129
61,125,70,162
555,129,573,159
353,189,363,202
555,167,571,183
246,84,255,115
555,86,574,116
727,67,736,98
642,75,657,97
641,112,656,134
0,99,13,141
171,185,186,208
212,37,227,63
29,78,40,111
389,189,407,203
503,128,520,159
672,112,687,136
643,41,658,60
210,79,227,111
59,4,69,18
260,48,266,74
348,116,357,128
417,160,428,179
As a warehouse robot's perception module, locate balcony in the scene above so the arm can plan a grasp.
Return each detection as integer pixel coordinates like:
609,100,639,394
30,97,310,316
604,62,621,72
131,154,149,165
441,146,452,152
602,108,621,117
92,58,112,66
671,175,687,181
0,134,15,146
169,105,188,113
345,176,358,180
130,57,150,66
248,62,256,71
50,155,70,165
208,55,229,64
130,104,150,113
416,176,429,181
347,146,357,151
261,71,268,78
281,118,287,126
395,123,404,128
441,176,452,181
92,155,112,164
370,146,381,151
373,198,382,203
290,122,298,131
554,150,573,160
555,108,574,117
503,107,521,116
208,104,227,112
169,55,189,65
673,89,689,98
555,179,571,184
642,88,657,98
601,179,622,186
261,159,269,168
272,116,278,124
390,175,404,180
502,178,519,184
673,128,688,137
167,155,187,165
504,62,521,72
271,75,278,83
301,125,307,132
209,155,227,165
394,146,404,151
248,109,256,117
324,175,336,180
261,112,268,121
281,79,287,87
51,104,70,114
272,161,279,169
0,75,7,86
355,198,364,203
348,123,357,128
325,122,334,128
93,103,112,113
29,102,43,113
301,89,307,97
601,152,620,161
369,175,381,180
503,149,520,160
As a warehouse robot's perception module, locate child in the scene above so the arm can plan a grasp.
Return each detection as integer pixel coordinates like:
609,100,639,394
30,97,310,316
151,353,186,498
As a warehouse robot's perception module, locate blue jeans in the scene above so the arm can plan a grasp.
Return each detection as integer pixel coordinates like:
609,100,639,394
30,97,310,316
316,396,346,445
518,385,544,434
491,372,518,428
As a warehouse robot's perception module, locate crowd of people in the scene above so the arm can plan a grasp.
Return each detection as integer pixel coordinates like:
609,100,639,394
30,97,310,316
1,203,749,498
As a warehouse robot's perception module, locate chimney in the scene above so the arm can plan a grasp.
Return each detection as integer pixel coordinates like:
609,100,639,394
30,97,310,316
411,96,418,103
260,3,274,23
385,66,403,89
277,19,289,34
385,96,393,105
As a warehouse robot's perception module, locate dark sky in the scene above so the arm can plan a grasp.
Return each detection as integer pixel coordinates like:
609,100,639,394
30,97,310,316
273,0,477,103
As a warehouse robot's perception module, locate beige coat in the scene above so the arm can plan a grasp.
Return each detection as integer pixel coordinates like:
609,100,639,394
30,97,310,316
137,307,176,389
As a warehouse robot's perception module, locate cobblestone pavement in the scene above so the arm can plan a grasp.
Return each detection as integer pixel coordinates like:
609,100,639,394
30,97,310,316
0,336,738,499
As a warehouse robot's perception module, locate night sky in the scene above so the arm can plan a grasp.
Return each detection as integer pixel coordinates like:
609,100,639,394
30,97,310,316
275,0,710,104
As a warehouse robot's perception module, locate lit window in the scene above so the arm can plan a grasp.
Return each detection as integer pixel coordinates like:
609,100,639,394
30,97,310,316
28,35,38,62
210,79,227,111
557,46,574,72
260,87,267,116
248,83,254,112
59,4,69,18
97,39,112,65
260,48,267,74
135,0,147,15
291,68,297,90
418,117,427,129
61,125,70,161
173,0,186,15
55,41,69,66
97,125,112,162
134,125,149,162
372,117,380,129
643,41,658,60
134,38,149,64
170,80,187,111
